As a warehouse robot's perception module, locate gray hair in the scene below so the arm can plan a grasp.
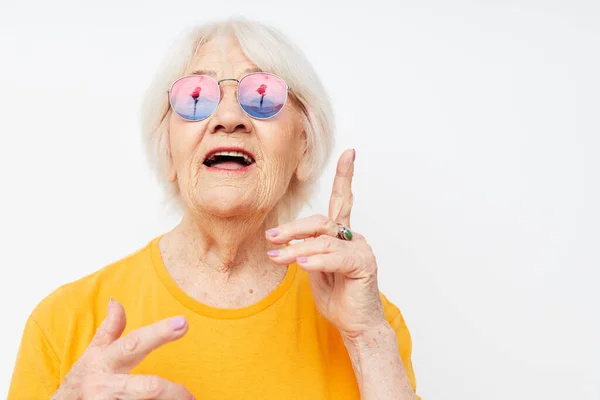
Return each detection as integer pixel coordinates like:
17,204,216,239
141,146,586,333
140,18,335,223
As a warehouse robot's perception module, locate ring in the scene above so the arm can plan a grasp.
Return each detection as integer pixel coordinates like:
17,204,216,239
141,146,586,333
336,224,353,241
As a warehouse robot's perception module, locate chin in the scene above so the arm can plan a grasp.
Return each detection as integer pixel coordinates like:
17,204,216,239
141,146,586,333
191,188,263,218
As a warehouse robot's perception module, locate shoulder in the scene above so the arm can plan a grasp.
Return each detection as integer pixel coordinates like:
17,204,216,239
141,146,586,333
27,238,157,352
33,239,153,317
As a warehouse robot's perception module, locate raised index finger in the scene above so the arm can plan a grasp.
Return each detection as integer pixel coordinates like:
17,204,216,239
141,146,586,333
328,149,355,228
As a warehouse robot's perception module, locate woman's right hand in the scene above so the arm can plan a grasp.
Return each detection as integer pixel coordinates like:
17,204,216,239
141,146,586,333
51,299,195,400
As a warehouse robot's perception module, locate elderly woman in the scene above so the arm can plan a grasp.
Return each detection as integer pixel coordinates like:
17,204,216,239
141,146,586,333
9,19,419,400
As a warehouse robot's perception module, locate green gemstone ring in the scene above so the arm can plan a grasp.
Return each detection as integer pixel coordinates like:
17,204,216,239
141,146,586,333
336,224,353,241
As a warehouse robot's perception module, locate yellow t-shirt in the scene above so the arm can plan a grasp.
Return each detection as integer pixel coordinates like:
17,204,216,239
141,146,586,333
8,235,418,399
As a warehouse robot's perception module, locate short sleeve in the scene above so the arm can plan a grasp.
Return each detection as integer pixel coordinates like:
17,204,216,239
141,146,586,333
380,292,421,399
8,314,61,399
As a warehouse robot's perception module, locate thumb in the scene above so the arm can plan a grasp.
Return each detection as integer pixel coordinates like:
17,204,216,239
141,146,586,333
90,298,126,348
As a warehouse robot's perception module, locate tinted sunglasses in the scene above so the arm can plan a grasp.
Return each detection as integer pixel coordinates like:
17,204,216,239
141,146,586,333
168,72,290,121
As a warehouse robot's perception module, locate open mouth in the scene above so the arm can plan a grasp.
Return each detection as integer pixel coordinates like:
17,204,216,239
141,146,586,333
203,149,256,170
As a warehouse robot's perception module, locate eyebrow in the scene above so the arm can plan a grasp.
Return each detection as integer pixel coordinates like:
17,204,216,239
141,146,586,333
188,67,263,78
188,69,217,77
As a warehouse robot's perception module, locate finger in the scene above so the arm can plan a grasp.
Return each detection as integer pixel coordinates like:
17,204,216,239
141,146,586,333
267,235,347,265
105,374,195,400
266,214,338,244
295,251,364,278
328,149,355,228
89,298,127,348
103,316,189,373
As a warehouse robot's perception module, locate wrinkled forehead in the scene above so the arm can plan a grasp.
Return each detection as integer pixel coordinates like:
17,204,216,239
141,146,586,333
186,36,260,80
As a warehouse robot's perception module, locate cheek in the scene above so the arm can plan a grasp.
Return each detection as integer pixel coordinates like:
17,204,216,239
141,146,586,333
260,120,303,174
169,118,206,169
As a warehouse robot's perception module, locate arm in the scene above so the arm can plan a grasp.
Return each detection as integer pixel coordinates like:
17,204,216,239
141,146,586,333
343,321,418,400
266,150,420,399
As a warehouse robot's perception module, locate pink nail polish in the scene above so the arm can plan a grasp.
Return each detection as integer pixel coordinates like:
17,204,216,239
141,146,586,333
266,229,279,237
267,249,279,257
169,316,187,331
297,256,308,263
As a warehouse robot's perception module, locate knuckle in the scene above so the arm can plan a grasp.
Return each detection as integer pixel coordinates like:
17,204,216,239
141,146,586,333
80,376,109,398
120,333,140,354
144,376,165,397
319,235,333,249
315,214,330,225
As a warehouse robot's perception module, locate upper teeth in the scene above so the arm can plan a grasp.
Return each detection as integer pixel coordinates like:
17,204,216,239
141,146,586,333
207,151,254,164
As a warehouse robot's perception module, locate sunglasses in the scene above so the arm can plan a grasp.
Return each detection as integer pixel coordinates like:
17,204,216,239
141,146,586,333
168,72,291,121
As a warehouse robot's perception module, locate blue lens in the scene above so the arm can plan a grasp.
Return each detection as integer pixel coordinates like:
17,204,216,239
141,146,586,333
238,73,288,119
169,75,220,121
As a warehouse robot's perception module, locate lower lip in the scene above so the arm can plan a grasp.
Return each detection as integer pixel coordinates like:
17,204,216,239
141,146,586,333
202,163,255,173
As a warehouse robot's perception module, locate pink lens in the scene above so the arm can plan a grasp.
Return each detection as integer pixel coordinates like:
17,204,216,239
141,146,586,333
169,75,220,121
238,73,288,119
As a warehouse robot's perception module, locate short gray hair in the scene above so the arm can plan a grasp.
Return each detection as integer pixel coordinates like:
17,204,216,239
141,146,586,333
140,18,335,223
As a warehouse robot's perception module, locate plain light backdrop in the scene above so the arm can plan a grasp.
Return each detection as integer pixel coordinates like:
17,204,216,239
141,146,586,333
1,1,598,399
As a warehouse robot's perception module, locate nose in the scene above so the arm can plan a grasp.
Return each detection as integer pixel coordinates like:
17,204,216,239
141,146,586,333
207,83,252,134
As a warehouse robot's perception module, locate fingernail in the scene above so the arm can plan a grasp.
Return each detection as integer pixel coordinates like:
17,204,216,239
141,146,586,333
169,316,187,331
266,229,279,237
267,249,279,257
108,297,114,309
297,256,308,263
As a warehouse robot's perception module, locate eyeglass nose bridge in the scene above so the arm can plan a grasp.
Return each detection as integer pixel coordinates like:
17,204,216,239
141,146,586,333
214,78,242,109
216,78,241,98
217,78,240,85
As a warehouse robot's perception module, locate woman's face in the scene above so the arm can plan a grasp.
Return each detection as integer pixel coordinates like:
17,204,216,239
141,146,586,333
167,38,307,219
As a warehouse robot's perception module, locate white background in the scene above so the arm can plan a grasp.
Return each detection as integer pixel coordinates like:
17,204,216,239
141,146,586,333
1,1,598,399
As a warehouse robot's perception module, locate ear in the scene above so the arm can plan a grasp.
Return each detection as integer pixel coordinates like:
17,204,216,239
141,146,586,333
164,123,178,182
166,148,177,182
295,146,311,183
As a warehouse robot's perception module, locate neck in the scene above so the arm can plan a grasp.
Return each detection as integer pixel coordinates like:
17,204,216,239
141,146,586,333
165,207,280,276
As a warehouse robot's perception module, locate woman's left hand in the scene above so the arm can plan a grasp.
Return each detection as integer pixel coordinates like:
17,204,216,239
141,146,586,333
266,149,387,339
